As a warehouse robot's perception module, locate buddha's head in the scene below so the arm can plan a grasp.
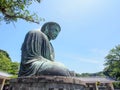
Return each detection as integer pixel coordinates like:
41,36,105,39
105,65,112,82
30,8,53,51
41,22,61,40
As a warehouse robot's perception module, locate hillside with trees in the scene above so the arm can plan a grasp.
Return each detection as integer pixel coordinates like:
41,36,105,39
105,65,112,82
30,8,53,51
76,71,105,77
0,49,19,76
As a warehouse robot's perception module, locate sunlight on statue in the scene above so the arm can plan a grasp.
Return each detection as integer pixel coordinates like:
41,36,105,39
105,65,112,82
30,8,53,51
18,22,71,77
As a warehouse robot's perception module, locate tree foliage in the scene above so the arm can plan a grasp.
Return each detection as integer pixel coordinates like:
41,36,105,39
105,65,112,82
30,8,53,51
0,0,42,24
0,49,11,72
76,71,105,77
103,45,120,81
9,62,19,75
0,49,19,75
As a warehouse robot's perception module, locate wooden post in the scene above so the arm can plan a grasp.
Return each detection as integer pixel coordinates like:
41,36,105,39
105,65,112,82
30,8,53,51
106,83,114,90
95,83,98,90
1,78,6,90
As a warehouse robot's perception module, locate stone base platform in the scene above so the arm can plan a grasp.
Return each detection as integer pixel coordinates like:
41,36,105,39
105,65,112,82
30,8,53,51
10,76,86,90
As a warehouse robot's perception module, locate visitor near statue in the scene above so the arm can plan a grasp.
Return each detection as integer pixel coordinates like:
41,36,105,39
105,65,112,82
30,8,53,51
18,22,71,77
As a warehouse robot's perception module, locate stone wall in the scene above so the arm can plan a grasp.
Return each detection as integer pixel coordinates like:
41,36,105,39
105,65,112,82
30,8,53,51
10,76,86,90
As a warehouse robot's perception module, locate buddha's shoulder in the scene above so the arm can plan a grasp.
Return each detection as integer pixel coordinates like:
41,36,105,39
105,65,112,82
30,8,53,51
27,30,45,36
27,30,47,39
28,30,42,34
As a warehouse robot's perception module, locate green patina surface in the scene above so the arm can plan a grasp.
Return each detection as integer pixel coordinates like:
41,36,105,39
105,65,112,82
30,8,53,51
18,22,71,77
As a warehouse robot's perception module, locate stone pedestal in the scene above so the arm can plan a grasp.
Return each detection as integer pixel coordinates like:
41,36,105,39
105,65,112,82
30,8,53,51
10,76,86,90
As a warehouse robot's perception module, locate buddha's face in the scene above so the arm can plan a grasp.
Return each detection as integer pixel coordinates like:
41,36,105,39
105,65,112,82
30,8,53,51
47,25,61,40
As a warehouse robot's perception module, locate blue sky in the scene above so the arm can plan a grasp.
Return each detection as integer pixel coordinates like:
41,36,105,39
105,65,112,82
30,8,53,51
0,0,120,74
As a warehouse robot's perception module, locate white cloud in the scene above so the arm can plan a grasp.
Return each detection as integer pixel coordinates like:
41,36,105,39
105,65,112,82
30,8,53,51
56,52,105,73
57,52,103,64
76,57,100,64
90,48,108,57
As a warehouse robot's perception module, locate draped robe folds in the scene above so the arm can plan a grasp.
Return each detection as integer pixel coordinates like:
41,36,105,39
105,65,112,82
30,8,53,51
18,30,70,77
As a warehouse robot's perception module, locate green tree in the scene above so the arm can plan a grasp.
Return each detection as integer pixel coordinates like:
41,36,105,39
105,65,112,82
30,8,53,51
103,45,120,80
76,71,105,77
0,0,43,24
0,49,19,75
0,49,11,72
9,62,19,75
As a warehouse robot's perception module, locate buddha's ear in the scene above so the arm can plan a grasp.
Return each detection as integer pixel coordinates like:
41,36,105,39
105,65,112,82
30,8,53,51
44,25,49,35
